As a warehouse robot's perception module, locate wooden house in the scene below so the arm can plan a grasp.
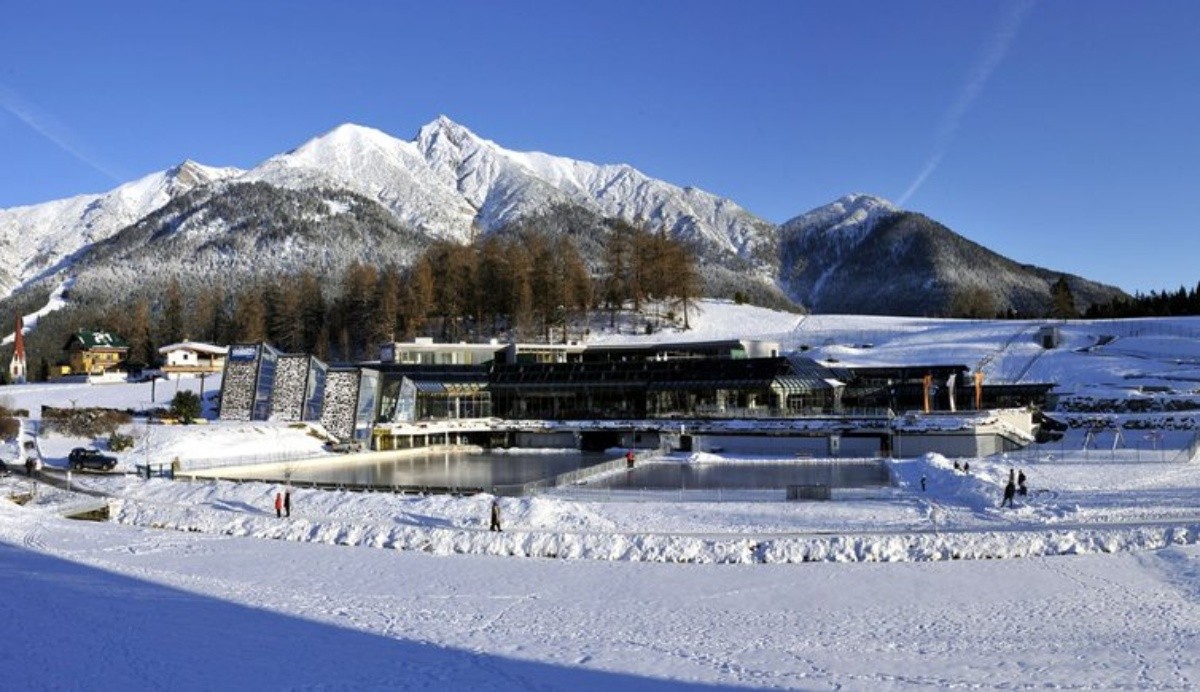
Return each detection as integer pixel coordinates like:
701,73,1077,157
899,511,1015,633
64,330,130,376
159,341,228,375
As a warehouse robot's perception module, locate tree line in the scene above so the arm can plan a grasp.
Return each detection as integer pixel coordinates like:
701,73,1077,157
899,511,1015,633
1084,283,1200,319
90,224,701,365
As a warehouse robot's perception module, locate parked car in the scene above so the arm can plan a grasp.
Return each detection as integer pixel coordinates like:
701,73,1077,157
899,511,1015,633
68,447,118,471
326,441,363,454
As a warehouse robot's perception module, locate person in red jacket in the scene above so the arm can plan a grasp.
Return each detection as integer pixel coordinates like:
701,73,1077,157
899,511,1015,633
274,492,283,518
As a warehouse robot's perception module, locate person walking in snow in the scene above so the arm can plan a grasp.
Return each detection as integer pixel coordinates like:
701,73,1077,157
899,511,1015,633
489,498,502,532
1001,478,1016,508
274,492,283,518
284,490,291,517
626,449,636,469
920,474,927,492
1017,470,1027,497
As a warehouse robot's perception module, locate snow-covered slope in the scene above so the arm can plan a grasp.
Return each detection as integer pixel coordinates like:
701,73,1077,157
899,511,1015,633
780,194,1127,315
1,117,782,300
0,161,242,295
248,117,779,266
413,116,778,261
245,122,478,239
779,194,898,302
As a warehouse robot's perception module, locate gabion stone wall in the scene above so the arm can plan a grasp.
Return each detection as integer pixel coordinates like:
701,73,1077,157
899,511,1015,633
320,370,361,441
219,360,258,421
271,355,310,422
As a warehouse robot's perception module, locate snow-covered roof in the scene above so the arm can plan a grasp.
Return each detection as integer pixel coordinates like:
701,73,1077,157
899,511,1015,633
158,341,229,356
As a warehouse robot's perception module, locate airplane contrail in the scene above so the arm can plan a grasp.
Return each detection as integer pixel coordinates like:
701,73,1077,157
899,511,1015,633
0,82,126,184
898,0,1036,205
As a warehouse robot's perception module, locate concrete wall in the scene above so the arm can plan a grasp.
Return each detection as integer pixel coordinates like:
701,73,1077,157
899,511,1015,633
271,355,310,422
692,434,881,457
219,360,257,421
513,431,578,449
892,432,984,458
320,370,361,442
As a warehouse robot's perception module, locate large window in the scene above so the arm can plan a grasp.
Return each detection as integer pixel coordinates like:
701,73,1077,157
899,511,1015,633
303,359,327,421
353,370,381,441
252,346,279,421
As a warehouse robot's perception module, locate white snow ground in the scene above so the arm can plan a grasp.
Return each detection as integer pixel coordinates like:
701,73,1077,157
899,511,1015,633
3,303,1200,689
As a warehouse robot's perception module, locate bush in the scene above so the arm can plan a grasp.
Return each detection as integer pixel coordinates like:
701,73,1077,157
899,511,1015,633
0,416,18,442
42,407,133,438
170,390,202,424
109,432,135,452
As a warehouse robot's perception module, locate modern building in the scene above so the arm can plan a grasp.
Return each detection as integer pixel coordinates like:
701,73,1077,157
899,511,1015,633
581,339,781,362
219,343,282,421
379,338,587,366
218,337,1045,453
269,354,328,423
488,354,842,420
319,367,380,443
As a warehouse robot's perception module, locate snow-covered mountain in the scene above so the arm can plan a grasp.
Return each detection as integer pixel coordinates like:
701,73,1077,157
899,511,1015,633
0,161,242,295
0,117,1129,318
247,117,779,273
0,117,780,302
780,195,1127,315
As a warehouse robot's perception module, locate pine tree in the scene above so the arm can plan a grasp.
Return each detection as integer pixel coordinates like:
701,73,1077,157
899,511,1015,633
231,283,268,343
1049,276,1078,319
162,278,185,344
602,220,632,327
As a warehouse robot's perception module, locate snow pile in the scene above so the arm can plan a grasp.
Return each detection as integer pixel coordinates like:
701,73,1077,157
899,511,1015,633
30,449,1180,566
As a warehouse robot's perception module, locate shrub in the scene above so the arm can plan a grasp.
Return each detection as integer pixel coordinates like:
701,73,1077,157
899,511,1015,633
170,390,202,424
0,416,18,442
41,407,133,438
108,432,135,452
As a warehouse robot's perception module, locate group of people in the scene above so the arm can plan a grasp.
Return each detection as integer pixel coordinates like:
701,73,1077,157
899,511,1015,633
952,460,971,474
274,491,292,518
1000,468,1028,508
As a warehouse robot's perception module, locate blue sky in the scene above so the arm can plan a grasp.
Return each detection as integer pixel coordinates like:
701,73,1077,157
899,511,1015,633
1,1,1197,296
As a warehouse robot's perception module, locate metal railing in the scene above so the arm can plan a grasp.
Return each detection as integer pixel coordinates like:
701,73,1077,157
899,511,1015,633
1007,433,1198,465
179,449,330,472
500,456,630,496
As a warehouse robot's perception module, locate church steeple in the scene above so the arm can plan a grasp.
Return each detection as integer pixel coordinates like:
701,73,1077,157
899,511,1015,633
9,315,26,384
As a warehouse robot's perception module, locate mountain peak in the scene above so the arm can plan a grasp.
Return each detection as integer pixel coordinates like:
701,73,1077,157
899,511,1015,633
782,193,898,235
828,193,897,215
311,122,399,147
415,115,486,155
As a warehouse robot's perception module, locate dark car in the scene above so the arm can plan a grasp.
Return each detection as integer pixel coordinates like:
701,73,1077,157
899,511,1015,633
68,448,118,471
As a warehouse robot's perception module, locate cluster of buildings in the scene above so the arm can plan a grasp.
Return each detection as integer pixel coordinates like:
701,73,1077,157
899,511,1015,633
3,315,1052,458
217,336,1053,456
5,318,228,384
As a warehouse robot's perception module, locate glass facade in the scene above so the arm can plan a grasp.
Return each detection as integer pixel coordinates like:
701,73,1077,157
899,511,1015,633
252,345,280,421
353,369,381,441
304,359,328,422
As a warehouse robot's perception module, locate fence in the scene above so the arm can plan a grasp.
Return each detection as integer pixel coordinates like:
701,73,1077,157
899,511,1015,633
178,450,327,472
501,456,630,496
539,458,892,503
1007,429,1199,465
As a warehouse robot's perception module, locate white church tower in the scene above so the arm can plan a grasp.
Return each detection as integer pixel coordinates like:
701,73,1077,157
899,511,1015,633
8,315,27,384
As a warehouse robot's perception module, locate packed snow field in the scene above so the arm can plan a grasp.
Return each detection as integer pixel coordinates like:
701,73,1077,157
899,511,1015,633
4,303,1200,688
